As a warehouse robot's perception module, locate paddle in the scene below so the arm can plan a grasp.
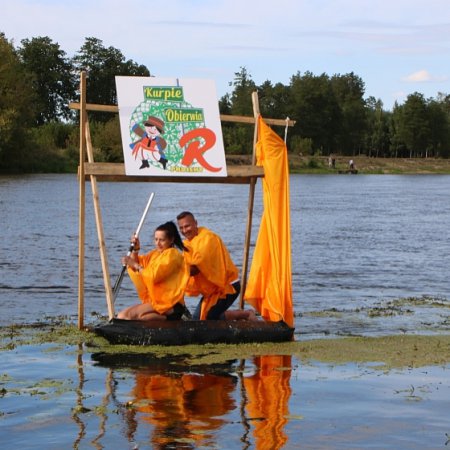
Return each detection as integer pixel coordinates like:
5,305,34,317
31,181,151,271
112,192,155,303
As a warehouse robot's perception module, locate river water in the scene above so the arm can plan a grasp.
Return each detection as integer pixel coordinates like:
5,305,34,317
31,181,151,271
2,173,450,449
1,173,449,336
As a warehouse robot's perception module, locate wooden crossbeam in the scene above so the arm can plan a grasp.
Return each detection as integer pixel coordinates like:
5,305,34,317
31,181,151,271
81,162,264,184
69,102,296,127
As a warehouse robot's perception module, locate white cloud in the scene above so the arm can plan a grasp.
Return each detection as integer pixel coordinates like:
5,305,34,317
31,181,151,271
402,70,448,82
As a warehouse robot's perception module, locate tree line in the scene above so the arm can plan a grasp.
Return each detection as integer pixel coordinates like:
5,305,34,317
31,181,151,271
1,33,449,173
221,68,450,159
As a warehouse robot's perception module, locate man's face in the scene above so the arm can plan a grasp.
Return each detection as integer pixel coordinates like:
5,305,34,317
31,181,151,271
177,215,198,241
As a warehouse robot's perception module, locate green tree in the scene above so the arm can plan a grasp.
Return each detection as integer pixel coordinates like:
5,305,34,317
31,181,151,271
89,116,123,162
0,33,36,171
219,92,232,114
258,80,291,119
29,122,78,172
427,98,450,157
258,80,292,144
220,67,257,154
389,101,406,157
364,96,391,157
289,71,341,154
436,92,450,116
392,93,431,158
229,66,256,115
18,36,76,124
72,37,150,121
435,93,450,158
331,72,367,155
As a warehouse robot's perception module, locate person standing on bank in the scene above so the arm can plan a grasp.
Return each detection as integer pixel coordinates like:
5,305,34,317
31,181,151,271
117,221,189,321
176,211,257,321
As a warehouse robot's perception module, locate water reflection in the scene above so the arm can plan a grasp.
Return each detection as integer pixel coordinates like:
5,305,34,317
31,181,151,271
244,356,292,450
91,352,292,449
73,347,115,449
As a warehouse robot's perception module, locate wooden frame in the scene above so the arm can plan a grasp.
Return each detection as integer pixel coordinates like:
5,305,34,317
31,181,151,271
72,71,295,329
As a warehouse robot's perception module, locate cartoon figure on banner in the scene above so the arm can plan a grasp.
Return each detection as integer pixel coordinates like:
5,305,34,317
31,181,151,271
130,116,168,170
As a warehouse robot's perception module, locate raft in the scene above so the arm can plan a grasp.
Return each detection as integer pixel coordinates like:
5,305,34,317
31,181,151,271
94,318,294,346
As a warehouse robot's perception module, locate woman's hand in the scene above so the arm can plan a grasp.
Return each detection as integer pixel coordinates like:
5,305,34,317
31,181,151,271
122,255,142,272
122,255,133,267
131,235,140,251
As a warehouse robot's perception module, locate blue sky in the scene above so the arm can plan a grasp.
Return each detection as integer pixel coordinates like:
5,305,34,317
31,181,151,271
2,0,449,110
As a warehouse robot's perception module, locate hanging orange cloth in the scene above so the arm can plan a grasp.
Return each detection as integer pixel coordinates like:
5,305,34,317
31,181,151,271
244,115,294,327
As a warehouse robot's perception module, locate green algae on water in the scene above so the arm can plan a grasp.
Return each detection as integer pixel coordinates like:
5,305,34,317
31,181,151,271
1,322,450,370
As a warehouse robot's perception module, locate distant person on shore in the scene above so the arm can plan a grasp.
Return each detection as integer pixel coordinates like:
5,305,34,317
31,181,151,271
329,154,336,169
176,211,257,321
117,221,190,321
349,159,355,170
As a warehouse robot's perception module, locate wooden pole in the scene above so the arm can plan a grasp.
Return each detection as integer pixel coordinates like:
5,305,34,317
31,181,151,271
85,122,115,319
239,91,260,308
78,72,87,329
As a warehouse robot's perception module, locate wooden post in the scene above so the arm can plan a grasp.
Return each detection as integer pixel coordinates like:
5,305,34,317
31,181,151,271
78,72,87,329
85,123,115,319
240,91,260,308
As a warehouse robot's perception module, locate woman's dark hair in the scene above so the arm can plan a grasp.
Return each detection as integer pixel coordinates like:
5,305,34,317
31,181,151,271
155,221,188,251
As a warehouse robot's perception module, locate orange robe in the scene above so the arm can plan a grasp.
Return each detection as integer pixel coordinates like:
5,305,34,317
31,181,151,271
128,247,189,314
183,227,239,319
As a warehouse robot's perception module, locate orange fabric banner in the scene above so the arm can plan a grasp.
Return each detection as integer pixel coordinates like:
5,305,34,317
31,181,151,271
244,116,294,327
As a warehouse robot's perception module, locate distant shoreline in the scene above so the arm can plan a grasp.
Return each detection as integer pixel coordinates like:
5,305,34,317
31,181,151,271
2,156,449,176
226,155,450,174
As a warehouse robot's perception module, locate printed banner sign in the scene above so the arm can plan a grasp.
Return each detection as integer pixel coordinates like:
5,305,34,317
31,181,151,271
116,76,227,176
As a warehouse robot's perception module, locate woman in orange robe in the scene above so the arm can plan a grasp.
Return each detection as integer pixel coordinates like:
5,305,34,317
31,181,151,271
117,221,189,321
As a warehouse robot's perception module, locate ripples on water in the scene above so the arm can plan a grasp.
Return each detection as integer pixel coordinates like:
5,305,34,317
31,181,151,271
0,173,449,337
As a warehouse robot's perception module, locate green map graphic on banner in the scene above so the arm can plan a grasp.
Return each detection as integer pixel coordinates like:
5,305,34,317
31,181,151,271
116,77,227,177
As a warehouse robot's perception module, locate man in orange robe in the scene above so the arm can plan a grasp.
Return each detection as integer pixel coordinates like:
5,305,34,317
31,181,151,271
177,211,255,320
